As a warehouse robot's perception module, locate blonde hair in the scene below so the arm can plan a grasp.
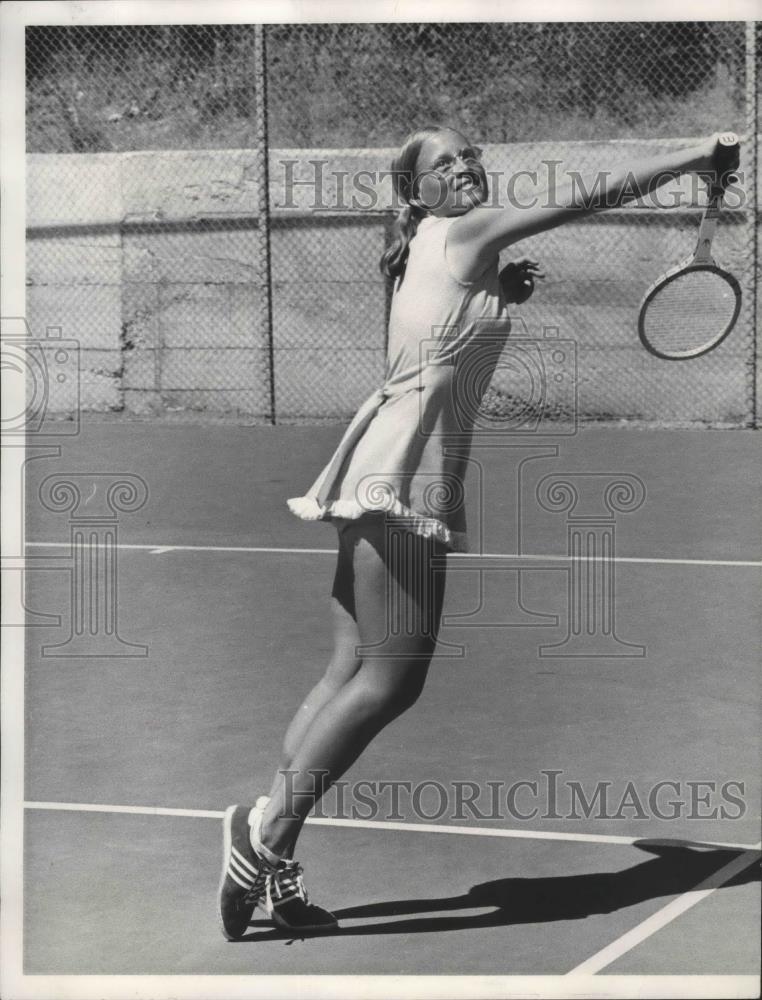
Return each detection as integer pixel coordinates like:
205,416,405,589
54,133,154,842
379,125,450,279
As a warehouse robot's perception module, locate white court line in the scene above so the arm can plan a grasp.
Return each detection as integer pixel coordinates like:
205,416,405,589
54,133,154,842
567,845,762,975
25,801,224,819
25,542,338,557
23,541,762,568
22,800,760,852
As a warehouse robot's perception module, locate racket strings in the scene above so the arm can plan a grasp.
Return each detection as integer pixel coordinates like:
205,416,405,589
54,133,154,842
641,269,739,357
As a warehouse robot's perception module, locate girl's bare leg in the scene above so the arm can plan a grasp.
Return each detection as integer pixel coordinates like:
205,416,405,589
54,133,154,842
259,516,446,858
266,524,363,804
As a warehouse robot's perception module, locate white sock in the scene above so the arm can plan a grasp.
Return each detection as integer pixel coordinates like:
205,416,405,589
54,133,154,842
248,802,280,866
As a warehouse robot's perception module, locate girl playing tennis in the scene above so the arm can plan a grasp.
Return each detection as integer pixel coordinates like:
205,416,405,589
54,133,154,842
218,126,739,938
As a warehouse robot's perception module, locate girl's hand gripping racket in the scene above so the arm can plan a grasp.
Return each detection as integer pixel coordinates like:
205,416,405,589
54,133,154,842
499,257,544,304
638,133,742,360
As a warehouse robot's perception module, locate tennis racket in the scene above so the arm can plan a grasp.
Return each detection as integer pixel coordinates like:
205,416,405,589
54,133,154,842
637,133,741,361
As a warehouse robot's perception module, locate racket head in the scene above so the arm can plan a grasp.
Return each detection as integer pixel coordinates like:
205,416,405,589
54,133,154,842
637,262,742,360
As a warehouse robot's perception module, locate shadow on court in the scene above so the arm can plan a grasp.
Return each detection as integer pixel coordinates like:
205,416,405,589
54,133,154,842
239,841,760,942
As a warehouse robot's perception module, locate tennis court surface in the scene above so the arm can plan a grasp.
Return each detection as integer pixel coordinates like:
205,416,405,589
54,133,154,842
19,419,760,979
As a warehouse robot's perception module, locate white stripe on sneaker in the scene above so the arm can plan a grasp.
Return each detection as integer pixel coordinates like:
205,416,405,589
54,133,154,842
231,845,259,878
227,866,253,890
229,856,256,886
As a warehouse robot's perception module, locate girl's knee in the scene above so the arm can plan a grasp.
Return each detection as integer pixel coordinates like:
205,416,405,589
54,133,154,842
323,647,362,689
354,662,429,722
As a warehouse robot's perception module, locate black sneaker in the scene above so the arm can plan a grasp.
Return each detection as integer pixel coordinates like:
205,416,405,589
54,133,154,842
218,804,276,940
265,859,338,934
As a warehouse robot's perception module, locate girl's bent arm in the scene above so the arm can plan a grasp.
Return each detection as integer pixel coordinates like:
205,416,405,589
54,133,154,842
448,137,720,279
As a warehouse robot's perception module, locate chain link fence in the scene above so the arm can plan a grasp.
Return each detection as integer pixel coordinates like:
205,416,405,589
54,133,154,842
25,21,759,427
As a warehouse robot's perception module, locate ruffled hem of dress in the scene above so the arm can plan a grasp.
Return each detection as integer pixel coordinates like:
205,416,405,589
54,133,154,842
287,495,469,552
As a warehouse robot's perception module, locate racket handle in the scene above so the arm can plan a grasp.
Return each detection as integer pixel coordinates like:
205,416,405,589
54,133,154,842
712,132,740,192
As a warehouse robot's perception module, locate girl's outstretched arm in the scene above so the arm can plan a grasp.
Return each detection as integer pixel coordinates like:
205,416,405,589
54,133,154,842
448,133,739,279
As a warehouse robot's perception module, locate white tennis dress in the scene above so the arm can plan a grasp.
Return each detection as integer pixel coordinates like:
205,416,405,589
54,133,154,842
287,214,509,552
